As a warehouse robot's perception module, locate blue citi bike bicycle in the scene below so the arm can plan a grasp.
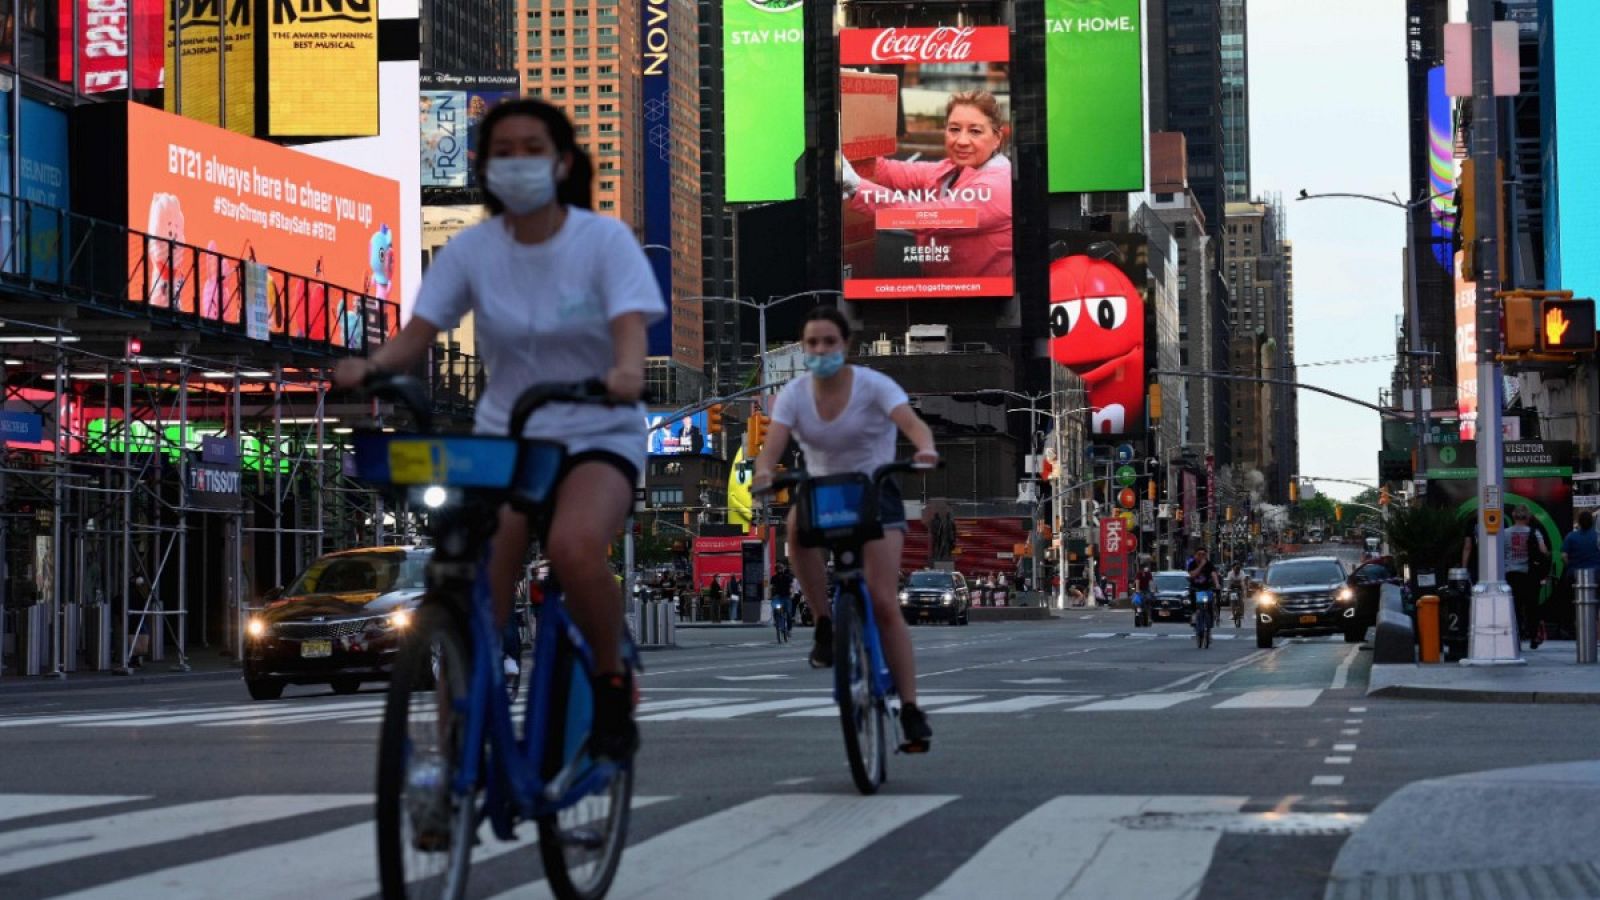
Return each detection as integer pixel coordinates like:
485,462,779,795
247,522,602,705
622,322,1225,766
762,458,934,795
354,373,638,900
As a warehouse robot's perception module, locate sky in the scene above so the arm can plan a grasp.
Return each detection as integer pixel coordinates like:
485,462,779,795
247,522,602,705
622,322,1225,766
1247,1,1413,501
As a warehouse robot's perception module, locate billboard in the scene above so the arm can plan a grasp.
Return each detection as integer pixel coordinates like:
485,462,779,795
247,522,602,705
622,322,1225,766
1047,233,1149,437
722,0,805,202
1455,251,1478,440
1426,65,1458,267
59,0,165,94
1045,0,1145,193
647,410,715,456
266,0,378,137
839,26,1013,300
0,92,71,282
125,103,401,331
642,0,673,354
1546,1,1600,301
163,0,256,134
420,72,521,189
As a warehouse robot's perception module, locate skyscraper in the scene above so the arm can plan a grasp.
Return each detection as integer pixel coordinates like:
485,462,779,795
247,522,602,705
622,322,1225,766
1225,197,1296,501
1220,0,1251,201
1153,0,1227,244
423,0,517,71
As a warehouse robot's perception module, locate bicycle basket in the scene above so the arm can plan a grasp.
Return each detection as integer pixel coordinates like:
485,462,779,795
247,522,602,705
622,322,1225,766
794,473,881,548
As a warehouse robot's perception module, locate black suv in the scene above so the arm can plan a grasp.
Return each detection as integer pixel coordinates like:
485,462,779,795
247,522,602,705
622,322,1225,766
1254,556,1354,648
1140,571,1195,625
899,569,971,625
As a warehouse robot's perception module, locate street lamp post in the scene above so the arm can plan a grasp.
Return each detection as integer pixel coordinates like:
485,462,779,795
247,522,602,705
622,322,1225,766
1295,189,1454,494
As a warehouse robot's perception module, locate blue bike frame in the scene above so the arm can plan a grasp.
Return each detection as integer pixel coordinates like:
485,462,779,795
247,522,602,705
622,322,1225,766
832,581,895,705
446,551,636,841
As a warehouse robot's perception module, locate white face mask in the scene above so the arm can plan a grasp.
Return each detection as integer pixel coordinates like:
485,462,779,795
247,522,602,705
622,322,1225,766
486,156,562,215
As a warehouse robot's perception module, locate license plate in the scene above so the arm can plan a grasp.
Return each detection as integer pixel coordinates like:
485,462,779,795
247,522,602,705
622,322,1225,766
1299,615,1318,625
301,640,332,658
1156,610,1170,617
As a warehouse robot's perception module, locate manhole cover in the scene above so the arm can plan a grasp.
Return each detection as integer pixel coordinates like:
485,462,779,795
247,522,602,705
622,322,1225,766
1116,811,1367,837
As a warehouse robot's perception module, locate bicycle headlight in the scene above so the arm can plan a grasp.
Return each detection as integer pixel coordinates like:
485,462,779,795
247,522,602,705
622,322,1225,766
421,485,449,509
942,591,955,606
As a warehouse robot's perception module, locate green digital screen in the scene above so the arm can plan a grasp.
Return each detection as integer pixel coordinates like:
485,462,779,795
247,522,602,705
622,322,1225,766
723,0,806,203
1046,0,1146,193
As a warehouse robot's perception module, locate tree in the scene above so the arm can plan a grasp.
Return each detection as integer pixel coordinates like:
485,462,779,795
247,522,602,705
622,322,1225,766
1384,505,1466,576
1292,495,1337,526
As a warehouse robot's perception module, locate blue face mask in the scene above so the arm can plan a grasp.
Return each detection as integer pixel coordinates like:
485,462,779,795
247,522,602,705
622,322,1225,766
486,156,561,215
803,350,846,378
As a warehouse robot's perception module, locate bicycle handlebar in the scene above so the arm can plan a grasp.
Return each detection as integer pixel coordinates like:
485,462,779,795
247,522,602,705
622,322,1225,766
360,371,614,437
361,371,433,433
757,456,942,498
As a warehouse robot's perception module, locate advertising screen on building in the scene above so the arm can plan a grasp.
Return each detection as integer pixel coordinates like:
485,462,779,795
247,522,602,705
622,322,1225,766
0,93,70,282
266,0,378,137
1455,250,1478,440
420,73,521,189
125,103,401,327
723,0,805,202
839,26,1013,300
59,0,165,94
1045,0,1145,193
1547,1,1600,301
164,0,256,134
1427,65,1458,267
647,411,715,456
1047,232,1149,438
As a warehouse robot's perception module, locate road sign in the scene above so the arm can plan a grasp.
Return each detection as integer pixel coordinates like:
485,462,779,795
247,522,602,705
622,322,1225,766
1116,465,1137,487
1115,443,1135,464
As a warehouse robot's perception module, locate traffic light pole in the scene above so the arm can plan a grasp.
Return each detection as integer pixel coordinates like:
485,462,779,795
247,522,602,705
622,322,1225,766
1467,0,1520,665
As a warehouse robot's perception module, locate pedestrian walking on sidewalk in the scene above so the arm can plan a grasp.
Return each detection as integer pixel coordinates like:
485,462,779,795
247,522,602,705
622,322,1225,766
706,576,724,623
1503,505,1550,649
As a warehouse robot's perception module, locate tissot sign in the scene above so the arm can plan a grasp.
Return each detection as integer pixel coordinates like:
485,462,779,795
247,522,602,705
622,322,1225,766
838,26,1009,63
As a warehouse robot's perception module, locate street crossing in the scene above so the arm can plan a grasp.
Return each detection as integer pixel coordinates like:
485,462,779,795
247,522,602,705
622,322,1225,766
0,791,1362,900
0,687,1330,731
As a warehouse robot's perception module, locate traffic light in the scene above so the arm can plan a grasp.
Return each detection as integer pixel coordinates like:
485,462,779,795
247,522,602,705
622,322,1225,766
1379,486,1390,506
1335,504,1343,522
745,411,771,457
1539,298,1598,353
1289,480,1298,503
707,404,723,435
1504,294,1538,352
1146,478,1156,501
1148,383,1162,421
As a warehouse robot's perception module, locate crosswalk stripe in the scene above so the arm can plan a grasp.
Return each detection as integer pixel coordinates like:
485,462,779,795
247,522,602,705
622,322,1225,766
637,697,831,721
637,696,751,714
0,794,147,825
1082,632,1119,639
924,795,1247,899
501,793,955,900
48,796,671,900
199,707,396,728
1212,689,1323,709
0,707,239,728
779,694,984,718
937,695,1091,714
69,699,385,728
0,795,369,877
1070,693,1206,712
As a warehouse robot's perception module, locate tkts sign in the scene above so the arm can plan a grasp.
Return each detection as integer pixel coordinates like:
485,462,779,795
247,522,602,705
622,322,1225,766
839,26,1010,64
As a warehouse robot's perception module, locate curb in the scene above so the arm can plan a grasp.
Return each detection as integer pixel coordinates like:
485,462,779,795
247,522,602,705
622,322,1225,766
1368,684,1600,704
1,667,241,695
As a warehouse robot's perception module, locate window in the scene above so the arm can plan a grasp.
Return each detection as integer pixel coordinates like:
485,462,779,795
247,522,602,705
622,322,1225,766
650,487,684,507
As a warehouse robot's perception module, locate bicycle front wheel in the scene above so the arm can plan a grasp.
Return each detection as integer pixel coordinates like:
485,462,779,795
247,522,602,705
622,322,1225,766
834,593,887,795
536,644,633,900
377,603,477,900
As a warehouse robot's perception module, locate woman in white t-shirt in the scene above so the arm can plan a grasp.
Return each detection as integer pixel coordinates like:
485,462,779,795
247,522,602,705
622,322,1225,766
752,307,940,752
334,99,662,760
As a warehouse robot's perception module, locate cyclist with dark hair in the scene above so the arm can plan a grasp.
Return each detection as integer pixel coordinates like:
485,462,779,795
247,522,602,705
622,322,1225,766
751,306,941,752
335,99,661,761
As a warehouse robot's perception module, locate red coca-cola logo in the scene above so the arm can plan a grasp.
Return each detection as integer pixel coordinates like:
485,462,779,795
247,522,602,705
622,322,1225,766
868,26,976,63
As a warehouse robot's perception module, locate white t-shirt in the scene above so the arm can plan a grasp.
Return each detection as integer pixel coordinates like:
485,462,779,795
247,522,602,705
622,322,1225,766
770,366,909,477
412,209,664,461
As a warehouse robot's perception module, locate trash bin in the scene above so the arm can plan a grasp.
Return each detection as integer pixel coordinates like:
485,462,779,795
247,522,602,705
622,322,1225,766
1438,568,1473,661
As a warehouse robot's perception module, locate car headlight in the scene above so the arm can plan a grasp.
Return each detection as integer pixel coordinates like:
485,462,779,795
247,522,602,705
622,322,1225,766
1257,593,1277,608
942,591,955,606
1337,587,1354,603
246,617,267,639
898,590,908,605
389,608,413,630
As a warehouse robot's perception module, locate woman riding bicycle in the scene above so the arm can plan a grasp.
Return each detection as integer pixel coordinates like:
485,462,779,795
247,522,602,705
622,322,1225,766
1188,548,1220,639
751,307,939,752
334,99,660,761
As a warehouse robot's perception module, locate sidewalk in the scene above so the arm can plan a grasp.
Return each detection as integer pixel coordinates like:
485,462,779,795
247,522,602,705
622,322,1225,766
0,653,242,694
1369,641,1600,703
1325,759,1600,899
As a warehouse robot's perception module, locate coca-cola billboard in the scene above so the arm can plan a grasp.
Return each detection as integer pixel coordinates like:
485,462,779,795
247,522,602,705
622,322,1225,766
839,26,1013,301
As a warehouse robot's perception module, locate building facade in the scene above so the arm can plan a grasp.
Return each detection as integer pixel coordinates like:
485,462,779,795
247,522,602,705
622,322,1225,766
423,0,517,71
1225,198,1297,501
1220,0,1251,202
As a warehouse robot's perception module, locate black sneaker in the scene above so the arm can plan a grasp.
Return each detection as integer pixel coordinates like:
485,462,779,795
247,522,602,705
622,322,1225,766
809,616,834,669
589,672,639,762
899,703,932,753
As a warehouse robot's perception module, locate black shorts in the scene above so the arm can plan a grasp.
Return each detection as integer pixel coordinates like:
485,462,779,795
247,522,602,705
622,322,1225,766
558,450,639,493
878,478,907,531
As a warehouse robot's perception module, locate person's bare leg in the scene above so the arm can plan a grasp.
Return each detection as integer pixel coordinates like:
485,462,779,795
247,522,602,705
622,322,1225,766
546,462,631,673
488,505,530,630
864,529,917,705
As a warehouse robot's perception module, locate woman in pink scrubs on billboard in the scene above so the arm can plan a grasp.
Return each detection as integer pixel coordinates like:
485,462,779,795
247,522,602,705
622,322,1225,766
842,90,1013,280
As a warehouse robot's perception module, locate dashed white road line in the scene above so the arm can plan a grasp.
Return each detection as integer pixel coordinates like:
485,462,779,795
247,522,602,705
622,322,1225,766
1323,756,1352,765
1333,743,1357,752
1311,775,1345,787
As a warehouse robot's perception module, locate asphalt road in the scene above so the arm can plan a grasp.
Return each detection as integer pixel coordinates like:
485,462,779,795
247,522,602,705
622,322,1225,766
3,609,1598,899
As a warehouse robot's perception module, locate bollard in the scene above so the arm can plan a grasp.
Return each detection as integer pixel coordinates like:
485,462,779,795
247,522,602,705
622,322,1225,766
1576,569,1597,665
1417,596,1441,664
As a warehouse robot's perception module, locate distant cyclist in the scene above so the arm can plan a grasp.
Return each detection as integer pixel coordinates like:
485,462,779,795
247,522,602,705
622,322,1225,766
335,98,660,761
751,307,940,752
1188,548,1220,625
